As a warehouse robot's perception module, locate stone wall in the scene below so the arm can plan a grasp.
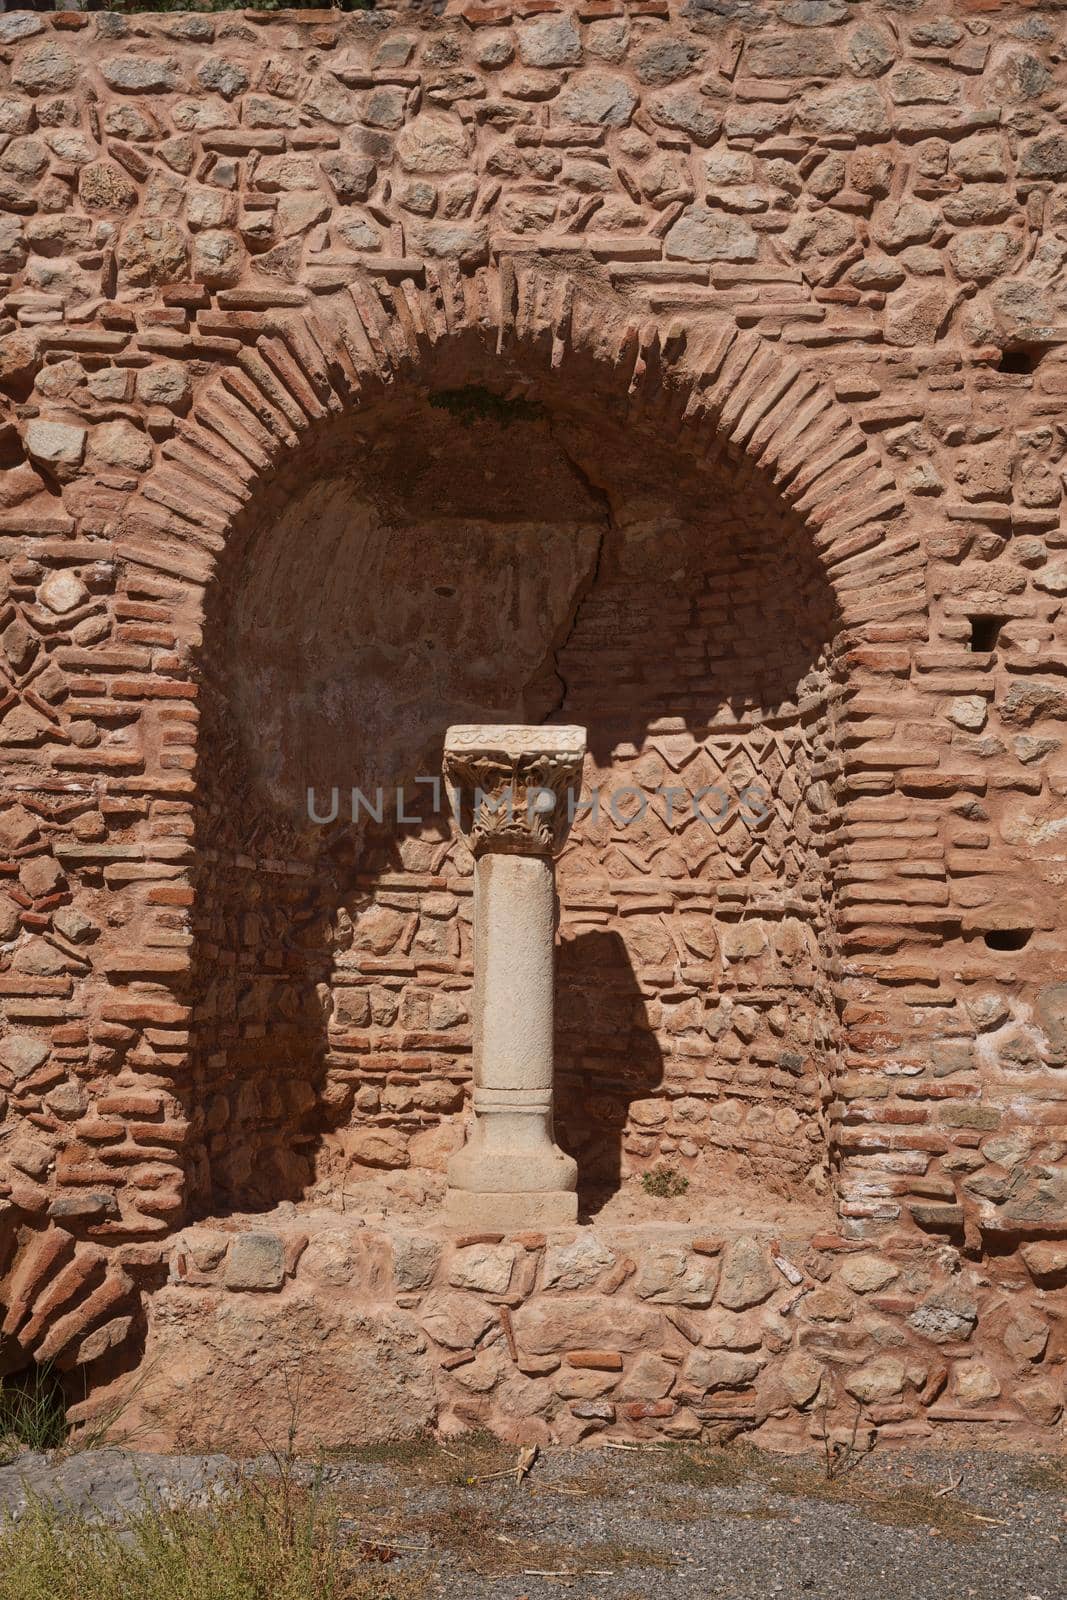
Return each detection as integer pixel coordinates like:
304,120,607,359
109,1207,1067,1450
0,0,1065,1441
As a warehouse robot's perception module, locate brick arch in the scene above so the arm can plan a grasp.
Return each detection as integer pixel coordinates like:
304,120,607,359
2,261,923,1387
119,258,922,637
115,254,921,1219
0,1220,138,1379
141,252,921,1203
4,269,920,1404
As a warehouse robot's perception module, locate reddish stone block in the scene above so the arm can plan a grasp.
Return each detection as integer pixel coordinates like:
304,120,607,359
566,1350,623,1371
460,2,513,20
97,1093,166,1118
624,1400,676,1420
440,1349,476,1370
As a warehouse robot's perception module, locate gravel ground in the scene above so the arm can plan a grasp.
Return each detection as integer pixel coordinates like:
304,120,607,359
0,1439,1062,1600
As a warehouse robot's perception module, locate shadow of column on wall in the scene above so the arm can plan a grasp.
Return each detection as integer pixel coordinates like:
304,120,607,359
554,928,664,1221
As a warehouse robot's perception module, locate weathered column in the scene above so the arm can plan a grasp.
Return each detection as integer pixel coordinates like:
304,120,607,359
442,725,586,1230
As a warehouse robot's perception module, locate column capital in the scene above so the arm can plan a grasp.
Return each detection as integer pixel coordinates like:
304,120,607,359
443,724,587,859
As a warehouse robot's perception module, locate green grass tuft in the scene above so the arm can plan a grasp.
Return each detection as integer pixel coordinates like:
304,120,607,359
640,1166,690,1200
0,1365,68,1457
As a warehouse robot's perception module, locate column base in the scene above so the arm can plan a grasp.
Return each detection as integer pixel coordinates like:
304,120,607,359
444,1188,578,1231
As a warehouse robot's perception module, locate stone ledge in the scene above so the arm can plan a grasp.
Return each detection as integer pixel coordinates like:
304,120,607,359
99,1208,1066,1453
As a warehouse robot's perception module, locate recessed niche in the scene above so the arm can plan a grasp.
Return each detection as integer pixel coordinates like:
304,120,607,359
984,928,1032,952
194,361,842,1223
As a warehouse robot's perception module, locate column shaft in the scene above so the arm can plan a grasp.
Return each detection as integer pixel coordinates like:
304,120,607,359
445,853,577,1228
443,723,584,1231
477,852,554,1095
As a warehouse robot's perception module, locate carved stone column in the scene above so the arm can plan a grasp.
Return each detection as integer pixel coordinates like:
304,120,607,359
442,725,586,1230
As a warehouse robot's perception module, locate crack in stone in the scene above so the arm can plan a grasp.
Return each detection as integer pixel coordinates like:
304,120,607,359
536,426,613,727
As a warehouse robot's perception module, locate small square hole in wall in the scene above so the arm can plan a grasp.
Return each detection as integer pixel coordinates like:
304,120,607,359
984,928,1032,952
969,615,1003,653
997,346,1042,375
